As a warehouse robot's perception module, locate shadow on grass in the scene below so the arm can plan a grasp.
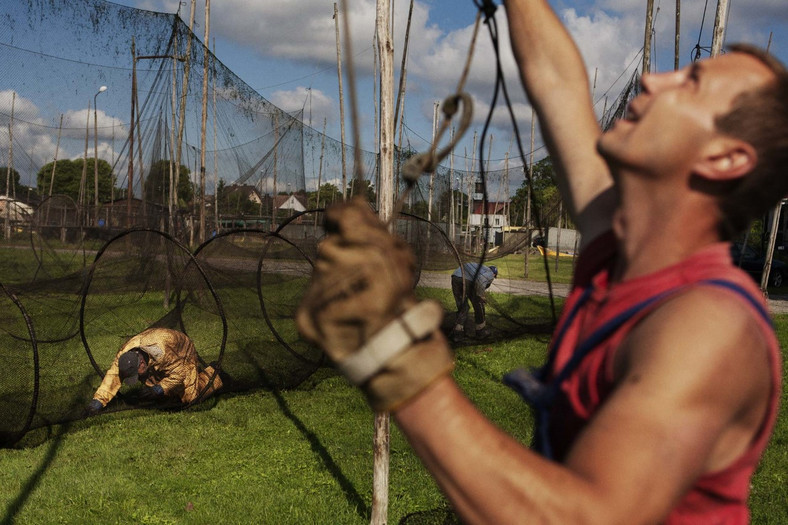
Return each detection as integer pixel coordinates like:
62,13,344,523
240,342,371,521
398,506,460,524
0,376,95,525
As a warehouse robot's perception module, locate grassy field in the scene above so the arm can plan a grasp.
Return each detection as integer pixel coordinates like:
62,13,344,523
0,318,785,524
0,243,785,524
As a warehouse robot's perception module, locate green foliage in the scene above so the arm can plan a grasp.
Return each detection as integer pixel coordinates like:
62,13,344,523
308,183,341,208
144,160,194,208
36,159,115,203
510,157,560,226
346,178,375,203
0,166,21,194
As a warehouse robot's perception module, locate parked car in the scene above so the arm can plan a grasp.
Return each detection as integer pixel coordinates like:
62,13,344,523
731,243,787,288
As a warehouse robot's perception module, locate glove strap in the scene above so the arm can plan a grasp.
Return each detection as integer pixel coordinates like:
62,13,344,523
338,300,444,384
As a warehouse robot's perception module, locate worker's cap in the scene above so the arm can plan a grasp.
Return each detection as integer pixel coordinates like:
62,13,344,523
118,349,142,385
489,265,498,276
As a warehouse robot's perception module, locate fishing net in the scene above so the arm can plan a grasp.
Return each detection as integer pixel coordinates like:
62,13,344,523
0,0,616,446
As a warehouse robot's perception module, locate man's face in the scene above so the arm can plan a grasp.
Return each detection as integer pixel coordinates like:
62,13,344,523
597,52,774,179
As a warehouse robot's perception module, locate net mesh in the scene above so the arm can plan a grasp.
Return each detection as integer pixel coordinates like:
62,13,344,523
0,0,638,446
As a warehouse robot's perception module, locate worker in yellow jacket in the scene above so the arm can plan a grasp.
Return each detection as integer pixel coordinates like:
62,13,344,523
86,328,223,414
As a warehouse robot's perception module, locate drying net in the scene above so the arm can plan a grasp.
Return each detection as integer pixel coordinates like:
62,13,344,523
0,0,639,446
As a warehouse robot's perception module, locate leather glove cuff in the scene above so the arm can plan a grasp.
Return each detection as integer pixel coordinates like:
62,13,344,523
362,329,454,412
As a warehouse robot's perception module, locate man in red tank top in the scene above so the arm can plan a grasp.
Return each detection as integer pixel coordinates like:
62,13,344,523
296,1,788,522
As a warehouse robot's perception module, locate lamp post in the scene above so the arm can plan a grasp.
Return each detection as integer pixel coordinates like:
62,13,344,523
93,85,108,223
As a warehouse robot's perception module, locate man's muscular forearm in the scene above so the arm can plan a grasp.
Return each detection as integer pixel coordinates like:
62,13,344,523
394,376,606,524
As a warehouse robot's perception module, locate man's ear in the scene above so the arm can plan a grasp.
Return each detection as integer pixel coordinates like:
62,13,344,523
693,137,758,181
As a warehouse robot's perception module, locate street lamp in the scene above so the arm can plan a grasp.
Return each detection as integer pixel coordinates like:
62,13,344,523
93,85,108,221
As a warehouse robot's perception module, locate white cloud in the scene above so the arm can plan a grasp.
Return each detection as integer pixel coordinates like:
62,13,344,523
270,87,335,128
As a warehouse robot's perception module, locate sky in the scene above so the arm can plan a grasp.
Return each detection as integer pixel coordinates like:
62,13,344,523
110,0,788,173
2,0,788,190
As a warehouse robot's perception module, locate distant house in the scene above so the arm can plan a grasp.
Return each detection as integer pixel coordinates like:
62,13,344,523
274,194,307,214
0,195,33,223
224,184,264,205
469,200,509,245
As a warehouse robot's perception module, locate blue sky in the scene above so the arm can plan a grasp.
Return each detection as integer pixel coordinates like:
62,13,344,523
2,0,787,190
115,0,787,171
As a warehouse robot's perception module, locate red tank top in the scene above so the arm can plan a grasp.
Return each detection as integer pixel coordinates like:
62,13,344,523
546,232,782,523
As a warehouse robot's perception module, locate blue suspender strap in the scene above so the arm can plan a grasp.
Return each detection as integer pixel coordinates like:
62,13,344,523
503,278,771,460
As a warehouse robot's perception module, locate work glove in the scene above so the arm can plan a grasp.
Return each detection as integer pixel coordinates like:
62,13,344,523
84,399,104,416
297,197,454,411
138,384,164,400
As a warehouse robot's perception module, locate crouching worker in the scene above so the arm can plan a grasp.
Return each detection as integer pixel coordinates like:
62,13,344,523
85,328,222,415
451,262,497,339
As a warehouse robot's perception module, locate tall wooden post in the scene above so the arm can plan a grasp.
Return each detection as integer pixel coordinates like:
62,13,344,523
674,0,681,70
80,100,90,225
372,0,394,522
127,38,136,227
48,114,63,199
212,37,219,234
642,0,655,74
524,109,535,278
334,3,348,200
175,0,196,228
198,0,210,243
710,0,729,57
4,93,14,240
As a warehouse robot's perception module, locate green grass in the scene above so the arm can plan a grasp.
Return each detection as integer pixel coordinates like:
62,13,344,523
444,250,577,284
0,319,785,524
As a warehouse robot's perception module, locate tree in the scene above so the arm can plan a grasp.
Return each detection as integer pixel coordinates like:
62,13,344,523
509,157,561,226
308,183,342,208
0,167,21,195
144,160,193,209
347,178,376,202
36,159,115,203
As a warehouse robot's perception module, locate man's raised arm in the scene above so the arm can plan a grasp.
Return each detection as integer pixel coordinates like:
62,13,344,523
504,0,615,245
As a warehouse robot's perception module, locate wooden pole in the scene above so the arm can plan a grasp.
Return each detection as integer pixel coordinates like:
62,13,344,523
372,0,394,522
393,0,414,138
643,0,655,74
373,28,379,208
169,32,178,235
334,3,348,200
449,126,455,243
212,37,219,235
314,117,326,233
4,93,14,240
93,89,105,218
272,112,279,229
199,0,210,243
135,70,146,221
49,114,63,198
710,0,730,58
80,99,90,223
127,38,136,227
428,101,438,222
524,108,535,278
761,201,783,292
674,0,681,70
175,0,196,220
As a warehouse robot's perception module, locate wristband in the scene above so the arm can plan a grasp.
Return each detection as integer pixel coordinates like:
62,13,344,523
337,300,444,384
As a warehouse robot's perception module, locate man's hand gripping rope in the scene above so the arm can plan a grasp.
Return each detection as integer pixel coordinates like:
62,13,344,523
297,198,454,412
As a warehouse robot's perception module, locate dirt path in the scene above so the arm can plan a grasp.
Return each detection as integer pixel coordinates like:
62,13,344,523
419,271,788,314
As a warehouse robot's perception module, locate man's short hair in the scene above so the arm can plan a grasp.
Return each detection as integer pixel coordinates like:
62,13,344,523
715,44,788,239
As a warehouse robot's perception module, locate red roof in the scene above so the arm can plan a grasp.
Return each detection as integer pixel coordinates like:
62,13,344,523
472,201,506,214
